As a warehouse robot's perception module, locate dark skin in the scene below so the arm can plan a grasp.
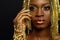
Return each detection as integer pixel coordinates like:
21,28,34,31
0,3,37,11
27,0,51,40
13,0,60,40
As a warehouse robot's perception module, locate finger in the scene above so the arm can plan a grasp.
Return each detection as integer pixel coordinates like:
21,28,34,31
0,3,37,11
13,9,30,22
20,9,30,13
17,9,30,18
18,9,30,17
17,13,31,20
21,8,25,11
20,8,29,12
18,8,25,13
14,14,31,30
18,16,31,23
13,13,31,27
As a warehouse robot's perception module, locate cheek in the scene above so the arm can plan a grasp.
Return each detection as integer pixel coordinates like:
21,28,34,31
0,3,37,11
44,11,51,23
30,12,36,18
46,13,50,20
44,13,51,28
44,11,50,19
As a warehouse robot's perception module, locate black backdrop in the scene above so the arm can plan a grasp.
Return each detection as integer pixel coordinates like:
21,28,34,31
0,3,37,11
0,0,23,40
0,0,60,40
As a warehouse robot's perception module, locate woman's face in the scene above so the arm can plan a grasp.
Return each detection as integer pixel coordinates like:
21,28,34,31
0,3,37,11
30,0,51,29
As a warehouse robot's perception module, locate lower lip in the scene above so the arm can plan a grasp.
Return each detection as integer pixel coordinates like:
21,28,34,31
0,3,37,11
36,21,44,24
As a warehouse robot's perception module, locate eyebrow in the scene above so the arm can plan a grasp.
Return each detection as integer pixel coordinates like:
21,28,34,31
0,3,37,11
30,4,38,8
42,3,50,7
30,3,50,8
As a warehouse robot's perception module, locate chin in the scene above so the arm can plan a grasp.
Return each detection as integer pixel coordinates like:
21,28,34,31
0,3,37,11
35,25,47,28
32,25,48,31
34,23,51,29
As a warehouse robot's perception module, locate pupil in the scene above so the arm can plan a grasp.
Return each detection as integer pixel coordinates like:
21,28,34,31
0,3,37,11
29,6,35,11
44,6,50,10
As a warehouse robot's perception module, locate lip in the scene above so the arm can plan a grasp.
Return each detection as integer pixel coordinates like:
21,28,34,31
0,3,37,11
35,19,45,25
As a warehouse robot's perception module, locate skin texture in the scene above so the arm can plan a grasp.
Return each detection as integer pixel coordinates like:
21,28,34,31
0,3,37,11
30,0,51,30
13,0,60,40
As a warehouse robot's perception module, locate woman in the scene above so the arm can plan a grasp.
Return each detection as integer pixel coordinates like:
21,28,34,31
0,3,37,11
13,0,60,40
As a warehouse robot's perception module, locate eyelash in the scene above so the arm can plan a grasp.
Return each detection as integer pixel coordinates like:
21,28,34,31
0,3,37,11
43,6,50,11
29,5,50,11
29,6,37,11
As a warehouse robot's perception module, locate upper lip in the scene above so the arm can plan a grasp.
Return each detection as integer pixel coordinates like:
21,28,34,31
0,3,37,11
35,18,45,24
36,18,45,21
36,19,45,21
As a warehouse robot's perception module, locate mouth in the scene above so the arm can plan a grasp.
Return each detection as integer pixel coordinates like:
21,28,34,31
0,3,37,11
35,19,45,25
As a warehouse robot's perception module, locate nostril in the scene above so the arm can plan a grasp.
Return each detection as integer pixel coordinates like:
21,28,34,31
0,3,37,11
35,15,44,17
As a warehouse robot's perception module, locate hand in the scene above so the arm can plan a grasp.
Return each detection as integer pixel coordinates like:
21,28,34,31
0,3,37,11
13,8,31,33
13,8,31,40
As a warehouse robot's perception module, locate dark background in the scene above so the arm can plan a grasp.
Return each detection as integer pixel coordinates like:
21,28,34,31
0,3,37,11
0,0,60,40
0,0,23,40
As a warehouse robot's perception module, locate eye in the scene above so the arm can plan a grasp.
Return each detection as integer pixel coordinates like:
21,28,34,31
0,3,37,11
43,5,50,11
29,5,37,11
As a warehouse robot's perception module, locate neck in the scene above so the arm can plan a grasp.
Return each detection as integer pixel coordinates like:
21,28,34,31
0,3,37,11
31,27,51,38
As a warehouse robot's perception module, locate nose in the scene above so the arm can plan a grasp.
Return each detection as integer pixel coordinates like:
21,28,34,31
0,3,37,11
35,8,44,17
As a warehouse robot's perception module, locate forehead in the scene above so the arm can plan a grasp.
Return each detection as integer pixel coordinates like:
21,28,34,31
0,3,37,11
30,0,50,4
